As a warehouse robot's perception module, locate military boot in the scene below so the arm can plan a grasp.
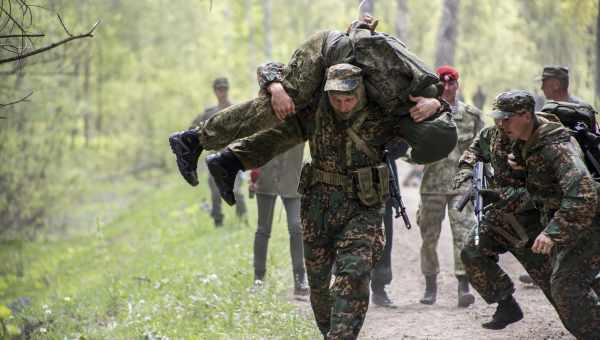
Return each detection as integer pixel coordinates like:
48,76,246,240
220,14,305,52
457,275,475,307
372,287,397,308
169,128,203,186
293,273,309,297
205,148,245,205
420,275,437,305
482,295,523,330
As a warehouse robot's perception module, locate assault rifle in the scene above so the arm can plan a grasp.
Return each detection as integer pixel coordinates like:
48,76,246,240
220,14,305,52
455,162,487,246
383,149,412,229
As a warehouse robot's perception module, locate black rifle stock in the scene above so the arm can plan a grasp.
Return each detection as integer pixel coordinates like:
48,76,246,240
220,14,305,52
384,149,412,229
455,162,486,245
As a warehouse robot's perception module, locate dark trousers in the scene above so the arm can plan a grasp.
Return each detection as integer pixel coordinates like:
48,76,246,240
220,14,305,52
253,193,305,281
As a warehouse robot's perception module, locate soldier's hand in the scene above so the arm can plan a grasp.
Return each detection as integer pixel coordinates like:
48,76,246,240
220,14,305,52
507,153,524,170
531,233,554,255
408,95,441,122
267,82,295,120
452,168,472,190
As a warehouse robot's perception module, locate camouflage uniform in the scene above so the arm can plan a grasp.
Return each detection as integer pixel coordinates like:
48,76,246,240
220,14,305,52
194,29,457,165
418,101,483,277
513,120,600,339
227,64,449,339
192,102,246,225
457,124,555,305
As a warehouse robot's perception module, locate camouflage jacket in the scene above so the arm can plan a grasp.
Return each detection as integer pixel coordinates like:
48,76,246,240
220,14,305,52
420,101,483,195
515,121,599,246
256,29,442,117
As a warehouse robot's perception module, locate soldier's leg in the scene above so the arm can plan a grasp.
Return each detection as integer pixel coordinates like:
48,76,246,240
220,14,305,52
417,195,446,277
549,231,600,339
302,194,335,337
371,201,393,291
208,175,224,226
460,223,513,304
253,193,277,281
233,173,247,218
329,208,385,339
447,195,475,276
281,196,307,293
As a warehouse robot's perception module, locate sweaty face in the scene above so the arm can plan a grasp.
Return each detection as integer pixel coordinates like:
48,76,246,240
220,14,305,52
328,92,359,114
500,112,532,141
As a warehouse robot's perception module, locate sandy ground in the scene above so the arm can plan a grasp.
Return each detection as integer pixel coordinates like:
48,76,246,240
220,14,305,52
291,162,576,340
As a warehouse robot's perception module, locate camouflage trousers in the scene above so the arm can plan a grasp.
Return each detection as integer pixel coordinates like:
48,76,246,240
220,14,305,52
548,228,600,340
203,95,457,165
462,207,600,339
207,171,246,225
461,207,554,304
417,194,475,276
301,185,385,339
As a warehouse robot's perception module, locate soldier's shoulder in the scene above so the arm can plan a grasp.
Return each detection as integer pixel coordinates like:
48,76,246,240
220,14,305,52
461,102,482,116
204,105,219,114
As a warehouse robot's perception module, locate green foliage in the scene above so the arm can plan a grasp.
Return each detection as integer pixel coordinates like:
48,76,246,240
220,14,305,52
0,173,318,338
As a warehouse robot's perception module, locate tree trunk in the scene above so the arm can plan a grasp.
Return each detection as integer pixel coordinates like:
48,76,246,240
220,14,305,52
262,0,273,60
395,0,408,43
596,4,600,105
435,0,460,67
246,0,257,85
359,0,375,18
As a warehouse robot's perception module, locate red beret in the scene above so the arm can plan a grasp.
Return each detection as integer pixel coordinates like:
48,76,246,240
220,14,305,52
436,65,459,82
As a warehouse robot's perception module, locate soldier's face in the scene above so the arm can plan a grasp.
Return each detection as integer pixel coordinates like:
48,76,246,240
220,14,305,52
214,87,228,101
328,92,359,113
442,80,458,102
500,112,533,141
541,78,559,99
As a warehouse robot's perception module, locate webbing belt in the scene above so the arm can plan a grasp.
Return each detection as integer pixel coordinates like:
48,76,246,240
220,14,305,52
311,168,353,190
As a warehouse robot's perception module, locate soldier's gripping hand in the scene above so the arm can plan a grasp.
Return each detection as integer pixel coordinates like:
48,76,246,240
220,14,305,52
532,232,554,255
408,95,441,122
267,82,295,121
452,168,473,190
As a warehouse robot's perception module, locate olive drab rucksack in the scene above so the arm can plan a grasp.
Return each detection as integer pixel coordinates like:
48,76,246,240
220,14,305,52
541,100,600,179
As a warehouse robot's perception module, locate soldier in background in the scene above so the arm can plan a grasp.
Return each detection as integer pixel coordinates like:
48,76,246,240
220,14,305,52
472,85,486,110
248,141,309,296
417,66,484,307
191,77,247,227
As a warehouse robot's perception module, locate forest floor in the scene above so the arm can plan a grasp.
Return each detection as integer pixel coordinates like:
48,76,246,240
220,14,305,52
334,162,574,340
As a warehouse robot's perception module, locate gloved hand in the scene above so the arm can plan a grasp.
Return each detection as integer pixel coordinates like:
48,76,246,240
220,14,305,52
479,188,502,206
452,168,473,190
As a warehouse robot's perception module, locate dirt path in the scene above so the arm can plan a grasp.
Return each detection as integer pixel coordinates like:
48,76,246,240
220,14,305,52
358,162,575,340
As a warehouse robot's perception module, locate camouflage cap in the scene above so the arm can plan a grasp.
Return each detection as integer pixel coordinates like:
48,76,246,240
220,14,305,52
324,63,363,92
489,90,535,119
213,77,229,89
540,65,569,81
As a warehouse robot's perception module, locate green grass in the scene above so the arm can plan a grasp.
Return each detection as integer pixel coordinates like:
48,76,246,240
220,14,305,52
0,171,319,339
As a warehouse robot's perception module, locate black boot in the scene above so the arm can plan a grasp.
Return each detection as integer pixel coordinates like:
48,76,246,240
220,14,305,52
457,275,475,307
169,128,203,186
420,275,437,305
372,287,397,308
205,148,245,205
293,273,309,296
482,295,523,330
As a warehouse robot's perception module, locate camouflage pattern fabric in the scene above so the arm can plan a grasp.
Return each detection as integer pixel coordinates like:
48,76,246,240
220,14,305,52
417,102,483,276
226,88,430,338
514,121,600,339
196,30,457,165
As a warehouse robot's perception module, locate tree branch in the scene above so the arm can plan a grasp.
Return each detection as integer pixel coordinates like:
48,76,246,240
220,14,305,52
0,91,33,109
0,33,44,38
0,20,101,65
